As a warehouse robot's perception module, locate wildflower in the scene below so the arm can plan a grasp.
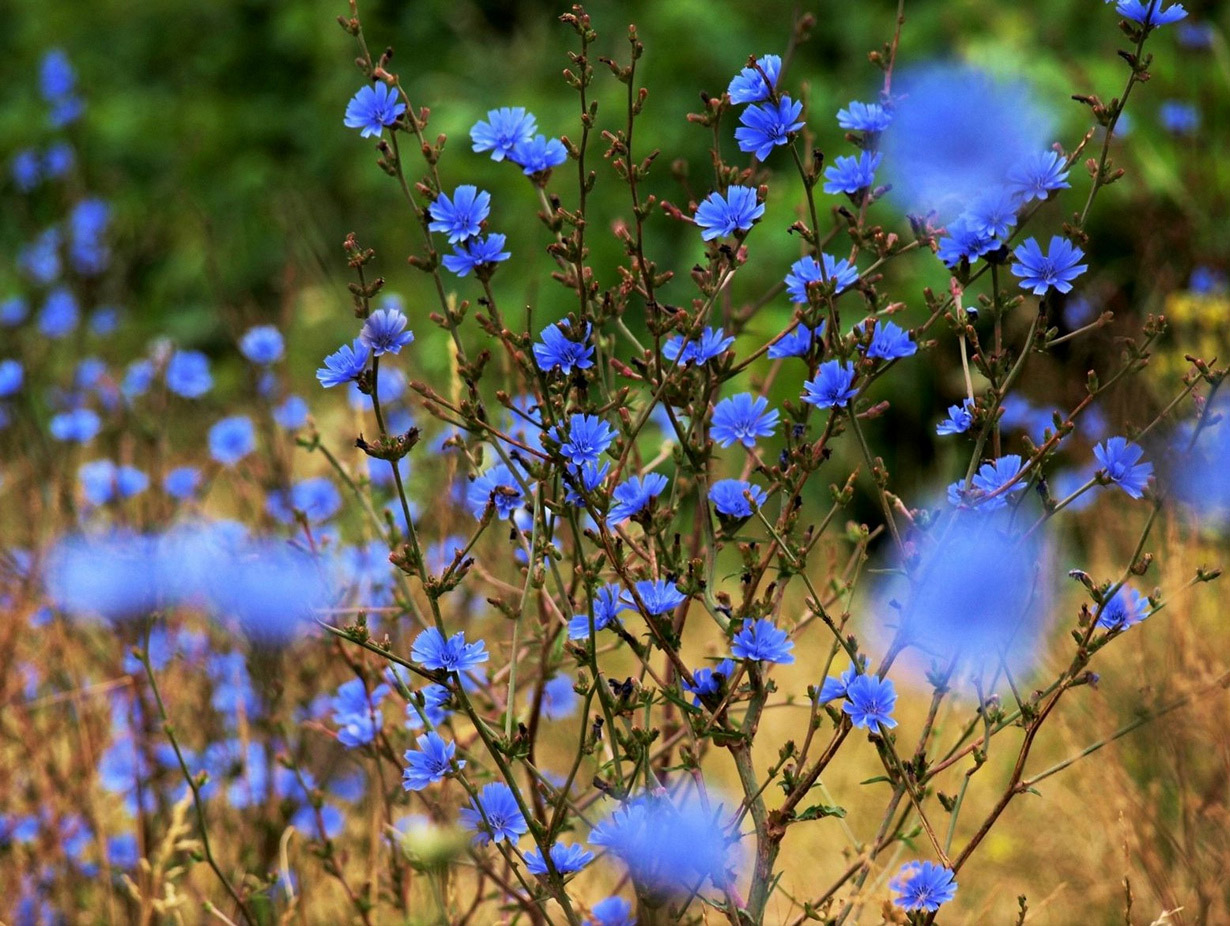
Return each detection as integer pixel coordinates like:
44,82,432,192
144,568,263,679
682,658,737,705
727,54,781,105
534,321,594,374
239,326,284,365
1011,236,1088,295
542,675,579,720
709,478,768,519
802,361,857,409
568,584,627,639
628,579,687,615
587,898,635,926
208,416,256,466
1096,585,1150,630
842,674,898,732
402,732,461,791
428,186,491,244
79,461,148,506
40,50,76,101
768,323,821,359
344,83,406,138
836,100,892,133
949,454,1026,509
564,461,610,505
526,842,594,876
731,618,795,664
12,149,40,191
1113,0,1188,27
511,135,568,175
316,339,369,388
38,289,79,339
360,307,415,356
69,199,110,275
936,399,974,436
273,395,309,430
694,185,764,240
45,142,75,178
735,96,805,160
406,683,452,729
891,861,958,912
1159,100,1200,135
0,296,28,326
50,408,101,443
1006,150,1071,202
412,627,489,674
441,234,511,277
331,679,389,748
471,107,538,161
711,393,779,448
823,151,882,195
466,462,524,520
818,662,859,703
1093,436,1152,498
0,360,23,397
785,254,859,301
459,782,528,845
966,187,1020,239
553,414,616,467
607,473,669,525
865,321,917,360
662,327,735,365
163,466,201,500
266,478,342,524
166,350,214,398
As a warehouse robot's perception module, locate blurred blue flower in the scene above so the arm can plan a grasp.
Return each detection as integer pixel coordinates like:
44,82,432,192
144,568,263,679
823,151,881,195
459,782,527,845
785,254,859,301
405,682,452,729
69,199,110,275
163,466,201,500
402,732,461,790
735,96,804,160
441,234,511,277
0,296,29,327
1012,236,1087,295
40,49,75,100
588,897,635,926
662,327,734,365
471,107,538,161
526,842,594,876
836,100,892,133
107,833,140,869
731,618,794,664
273,395,309,429
709,478,768,519
44,142,75,178
1176,21,1215,47
79,460,148,506
1158,100,1200,134
331,678,390,748
39,288,79,339
20,228,61,284
317,339,369,389
891,861,958,912
239,325,284,365
534,321,594,374
0,360,23,397
727,54,780,105
802,361,857,409
344,83,406,137
209,416,256,466
412,627,489,673
695,185,764,240
50,408,101,443
541,674,579,720
711,393,779,448
12,150,41,191
166,350,213,398
511,135,568,174
842,674,897,732
428,185,491,244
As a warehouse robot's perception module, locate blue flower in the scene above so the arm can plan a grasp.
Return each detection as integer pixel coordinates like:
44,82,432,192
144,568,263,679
936,217,998,267
1093,436,1152,498
406,683,452,729
727,54,781,105
607,473,669,525
694,185,764,240
802,361,857,409
163,466,202,500
711,393,779,448
273,395,309,430
79,460,148,507
45,142,75,178
1114,0,1188,27
842,674,898,732
731,618,795,664
709,478,768,519
1006,150,1072,203
534,321,594,374
402,732,461,790
344,83,406,138
1177,21,1215,47
459,782,528,845
511,135,569,175
823,151,882,195
1011,236,1088,295
526,842,594,876
1096,585,1150,630
467,462,524,520
564,461,610,505
768,323,822,359
69,199,110,275
785,254,859,301
40,49,76,100
166,350,214,398
568,584,626,639
735,96,805,160
950,454,1026,510
936,399,974,436
441,234,511,277
239,325,284,365
542,675,579,720
209,416,256,466
1159,100,1200,135
265,478,342,524
865,321,916,361
818,662,859,703
0,360,23,397
360,307,415,356
553,414,616,467
316,339,370,388
662,327,734,365
38,288,78,338
966,187,1020,239
682,658,736,705
50,408,101,442
471,107,538,161
331,679,389,748
628,579,687,615
0,296,28,327
12,149,41,191
428,185,491,244
891,861,957,912
412,627,490,674
836,100,892,133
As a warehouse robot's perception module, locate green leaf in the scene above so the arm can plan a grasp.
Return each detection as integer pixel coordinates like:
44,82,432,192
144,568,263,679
796,803,847,821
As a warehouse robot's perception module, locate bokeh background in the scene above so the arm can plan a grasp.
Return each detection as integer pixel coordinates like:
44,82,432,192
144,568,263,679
3,0,1229,923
